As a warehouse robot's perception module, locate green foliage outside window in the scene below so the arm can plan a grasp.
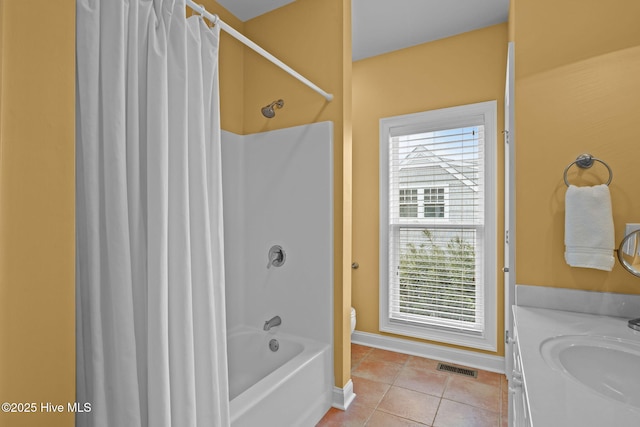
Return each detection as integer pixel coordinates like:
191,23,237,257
398,229,476,323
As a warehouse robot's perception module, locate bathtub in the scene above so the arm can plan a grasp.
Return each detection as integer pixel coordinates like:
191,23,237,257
227,327,333,427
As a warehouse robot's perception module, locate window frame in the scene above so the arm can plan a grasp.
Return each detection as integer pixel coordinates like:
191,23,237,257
379,101,498,351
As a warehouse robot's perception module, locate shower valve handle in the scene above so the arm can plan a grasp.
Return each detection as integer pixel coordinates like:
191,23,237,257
267,245,285,268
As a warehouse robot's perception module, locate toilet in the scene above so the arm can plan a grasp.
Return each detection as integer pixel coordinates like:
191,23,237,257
350,307,356,335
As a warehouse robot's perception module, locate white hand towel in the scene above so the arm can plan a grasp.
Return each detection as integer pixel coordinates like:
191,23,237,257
564,184,615,271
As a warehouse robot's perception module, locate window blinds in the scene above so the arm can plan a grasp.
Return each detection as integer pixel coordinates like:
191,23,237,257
388,126,485,333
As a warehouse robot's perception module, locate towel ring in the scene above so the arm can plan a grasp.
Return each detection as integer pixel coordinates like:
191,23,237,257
563,153,613,187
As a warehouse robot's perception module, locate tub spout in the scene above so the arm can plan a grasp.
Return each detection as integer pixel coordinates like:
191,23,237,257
264,315,282,331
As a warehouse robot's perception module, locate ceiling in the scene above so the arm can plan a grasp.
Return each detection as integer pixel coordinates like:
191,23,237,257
216,0,510,61
216,0,297,23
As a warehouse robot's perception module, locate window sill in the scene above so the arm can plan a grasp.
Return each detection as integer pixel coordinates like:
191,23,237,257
380,317,497,352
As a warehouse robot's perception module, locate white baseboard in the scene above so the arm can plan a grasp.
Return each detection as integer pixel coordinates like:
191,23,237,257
331,379,356,410
351,330,504,374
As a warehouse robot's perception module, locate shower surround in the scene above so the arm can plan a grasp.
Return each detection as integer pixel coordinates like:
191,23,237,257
221,122,334,426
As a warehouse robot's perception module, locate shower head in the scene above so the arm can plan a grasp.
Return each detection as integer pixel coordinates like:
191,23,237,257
261,99,284,118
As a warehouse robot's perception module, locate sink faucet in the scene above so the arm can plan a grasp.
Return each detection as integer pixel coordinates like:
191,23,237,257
264,315,282,331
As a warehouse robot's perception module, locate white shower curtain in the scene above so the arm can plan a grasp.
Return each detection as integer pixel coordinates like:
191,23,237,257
76,1,229,426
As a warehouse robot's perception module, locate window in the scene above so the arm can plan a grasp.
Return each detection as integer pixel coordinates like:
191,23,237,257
423,188,445,218
399,189,418,218
379,101,497,351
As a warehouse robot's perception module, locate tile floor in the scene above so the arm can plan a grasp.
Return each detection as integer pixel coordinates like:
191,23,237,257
317,344,508,427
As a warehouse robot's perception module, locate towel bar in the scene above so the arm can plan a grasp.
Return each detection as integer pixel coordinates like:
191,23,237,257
563,153,613,187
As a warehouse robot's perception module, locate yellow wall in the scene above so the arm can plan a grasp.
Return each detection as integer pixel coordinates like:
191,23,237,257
198,1,246,134
513,0,640,292
352,24,508,356
0,1,75,427
242,0,352,388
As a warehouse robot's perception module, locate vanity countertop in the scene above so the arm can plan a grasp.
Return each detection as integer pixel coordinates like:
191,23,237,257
514,306,640,427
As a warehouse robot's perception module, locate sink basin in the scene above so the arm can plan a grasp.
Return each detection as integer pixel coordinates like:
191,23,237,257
540,335,640,408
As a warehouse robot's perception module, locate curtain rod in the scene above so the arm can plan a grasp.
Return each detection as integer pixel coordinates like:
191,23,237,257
185,0,334,102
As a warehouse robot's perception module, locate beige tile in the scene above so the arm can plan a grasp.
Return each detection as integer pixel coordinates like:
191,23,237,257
406,357,504,390
352,343,373,367
405,355,440,371
366,410,429,427
330,346,504,427
474,369,503,388
352,358,404,384
352,376,391,408
377,386,440,425
315,407,343,427
367,348,410,365
394,366,449,397
443,376,500,413
316,401,375,427
433,399,500,427
501,385,509,421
